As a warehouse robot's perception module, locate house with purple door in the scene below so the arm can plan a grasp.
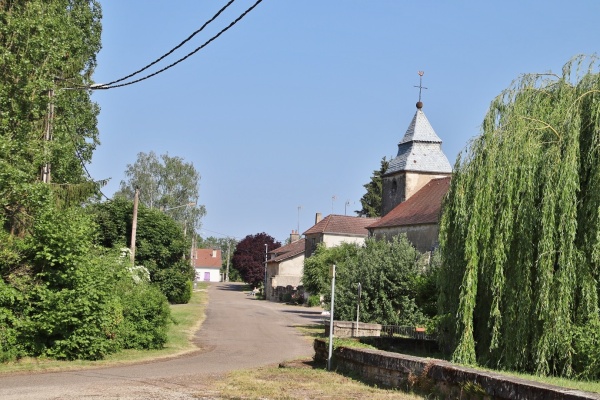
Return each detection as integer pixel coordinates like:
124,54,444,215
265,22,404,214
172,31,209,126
194,248,222,282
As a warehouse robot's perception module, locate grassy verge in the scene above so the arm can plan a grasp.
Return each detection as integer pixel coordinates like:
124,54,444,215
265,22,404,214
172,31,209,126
216,361,423,399
0,284,208,374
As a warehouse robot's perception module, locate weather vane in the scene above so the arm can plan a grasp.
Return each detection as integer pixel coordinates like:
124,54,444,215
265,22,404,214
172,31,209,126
414,71,427,103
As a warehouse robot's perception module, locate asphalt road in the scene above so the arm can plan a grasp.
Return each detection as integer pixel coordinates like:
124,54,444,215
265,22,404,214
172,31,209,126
0,282,325,399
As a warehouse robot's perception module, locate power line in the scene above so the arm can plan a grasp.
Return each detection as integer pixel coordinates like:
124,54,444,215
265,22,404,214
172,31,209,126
95,0,264,90
74,148,110,200
200,228,241,240
101,0,237,87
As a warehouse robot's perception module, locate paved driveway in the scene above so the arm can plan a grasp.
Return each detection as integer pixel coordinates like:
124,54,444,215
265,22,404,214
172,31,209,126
0,282,324,399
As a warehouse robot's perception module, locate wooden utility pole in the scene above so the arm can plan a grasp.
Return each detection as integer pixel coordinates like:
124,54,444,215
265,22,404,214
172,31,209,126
41,89,55,183
225,239,231,282
130,187,139,265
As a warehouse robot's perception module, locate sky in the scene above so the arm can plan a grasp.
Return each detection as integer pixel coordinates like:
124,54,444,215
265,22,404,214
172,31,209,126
88,0,600,244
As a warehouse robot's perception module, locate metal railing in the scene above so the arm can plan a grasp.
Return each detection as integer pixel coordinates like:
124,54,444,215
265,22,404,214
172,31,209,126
380,325,436,341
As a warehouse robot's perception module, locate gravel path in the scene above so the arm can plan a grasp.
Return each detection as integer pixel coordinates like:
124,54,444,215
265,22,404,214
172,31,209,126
0,282,324,399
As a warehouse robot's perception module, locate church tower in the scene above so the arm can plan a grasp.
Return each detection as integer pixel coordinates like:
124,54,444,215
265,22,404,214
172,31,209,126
381,97,452,216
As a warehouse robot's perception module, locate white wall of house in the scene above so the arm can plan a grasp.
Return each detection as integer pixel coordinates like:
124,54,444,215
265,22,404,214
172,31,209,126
323,233,367,248
195,267,221,282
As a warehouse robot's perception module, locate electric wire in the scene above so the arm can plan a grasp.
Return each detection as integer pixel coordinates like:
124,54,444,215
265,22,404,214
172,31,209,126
75,148,110,200
100,0,237,87
95,0,263,90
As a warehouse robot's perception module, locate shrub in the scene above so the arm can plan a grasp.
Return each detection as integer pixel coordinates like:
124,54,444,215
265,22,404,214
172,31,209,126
307,294,321,307
116,282,170,349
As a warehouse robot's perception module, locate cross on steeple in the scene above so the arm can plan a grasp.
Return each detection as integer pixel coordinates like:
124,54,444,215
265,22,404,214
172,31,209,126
414,71,427,103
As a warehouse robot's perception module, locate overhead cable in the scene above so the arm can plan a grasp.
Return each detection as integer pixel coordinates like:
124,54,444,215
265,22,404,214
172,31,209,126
95,0,264,90
101,0,237,87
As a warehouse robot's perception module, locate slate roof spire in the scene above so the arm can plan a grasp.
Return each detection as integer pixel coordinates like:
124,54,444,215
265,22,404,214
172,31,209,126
385,74,452,175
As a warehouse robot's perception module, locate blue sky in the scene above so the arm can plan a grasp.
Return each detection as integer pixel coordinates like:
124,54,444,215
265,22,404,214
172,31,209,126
88,0,600,243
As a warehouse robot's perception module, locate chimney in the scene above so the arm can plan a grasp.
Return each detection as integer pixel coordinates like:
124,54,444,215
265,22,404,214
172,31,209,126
290,229,300,243
212,249,217,258
315,212,322,224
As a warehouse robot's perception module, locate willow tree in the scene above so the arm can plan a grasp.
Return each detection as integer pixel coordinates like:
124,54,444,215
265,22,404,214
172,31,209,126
438,55,600,378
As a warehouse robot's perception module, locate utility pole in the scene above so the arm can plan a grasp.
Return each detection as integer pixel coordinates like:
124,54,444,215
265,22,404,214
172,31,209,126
264,244,268,299
41,89,55,183
328,264,336,371
130,187,139,266
225,239,231,282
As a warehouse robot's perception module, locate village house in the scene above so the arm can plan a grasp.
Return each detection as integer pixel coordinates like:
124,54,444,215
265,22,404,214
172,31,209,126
265,230,305,302
303,213,379,258
194,248,222,282
367,100,452,252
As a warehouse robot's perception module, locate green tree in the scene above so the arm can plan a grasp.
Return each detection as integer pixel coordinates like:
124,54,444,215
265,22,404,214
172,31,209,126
356,157,388,217
115,151,206,238
92,197,194,304
303,237,431,326
438,55,600,378
0,0,104,233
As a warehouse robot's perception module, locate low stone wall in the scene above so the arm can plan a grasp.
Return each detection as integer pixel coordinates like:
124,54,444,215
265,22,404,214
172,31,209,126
324,320,381,338
314,339,600,400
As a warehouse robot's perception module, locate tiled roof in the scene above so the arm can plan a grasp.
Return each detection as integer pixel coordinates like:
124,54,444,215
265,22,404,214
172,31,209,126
194,248,222,269
386,108,452,175
368,177,451,229
303,215,379,236
267,238,306,263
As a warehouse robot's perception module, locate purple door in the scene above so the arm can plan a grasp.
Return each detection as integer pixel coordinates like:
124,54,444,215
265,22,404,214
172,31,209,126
204,272,210,281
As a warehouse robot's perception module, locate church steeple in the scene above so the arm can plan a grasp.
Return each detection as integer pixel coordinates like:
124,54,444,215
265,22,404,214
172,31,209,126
381,72,452,216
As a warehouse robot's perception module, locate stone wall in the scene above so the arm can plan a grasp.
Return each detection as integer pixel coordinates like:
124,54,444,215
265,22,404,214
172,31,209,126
314,339,600,400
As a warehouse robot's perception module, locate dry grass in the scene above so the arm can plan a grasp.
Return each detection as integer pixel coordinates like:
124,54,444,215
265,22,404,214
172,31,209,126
215,360,423,400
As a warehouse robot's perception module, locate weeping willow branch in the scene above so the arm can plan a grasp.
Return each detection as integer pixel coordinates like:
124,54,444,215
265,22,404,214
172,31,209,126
438,55,600,378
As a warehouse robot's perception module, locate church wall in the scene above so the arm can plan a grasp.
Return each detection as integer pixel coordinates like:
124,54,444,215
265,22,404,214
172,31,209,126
382,172,451,216
370,224,439,253
382,173,406,216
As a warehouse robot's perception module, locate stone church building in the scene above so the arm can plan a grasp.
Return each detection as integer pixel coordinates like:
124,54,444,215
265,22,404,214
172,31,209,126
367,101,452,252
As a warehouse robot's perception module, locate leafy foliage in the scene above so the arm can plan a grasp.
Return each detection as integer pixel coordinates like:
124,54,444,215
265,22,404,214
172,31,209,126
438,55,600,378
303,237,433,326
356,157,389,217
0,0,103,230
231,233,280,287
114,151,206,237
91,197,195,303
0,1,176,363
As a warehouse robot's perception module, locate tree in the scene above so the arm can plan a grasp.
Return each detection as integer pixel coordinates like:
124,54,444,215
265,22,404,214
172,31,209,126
115,151,206,238
303,237,431,326
438,56,600,378
0,0,104,235
231,233,280,288
356,157,388,217
92,197,194,304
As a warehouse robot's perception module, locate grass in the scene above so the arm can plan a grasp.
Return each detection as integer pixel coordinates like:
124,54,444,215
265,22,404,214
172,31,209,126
0,284,208,374
215,361,423,400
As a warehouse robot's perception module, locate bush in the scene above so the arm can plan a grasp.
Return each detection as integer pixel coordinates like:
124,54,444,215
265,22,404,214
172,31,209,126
307,294,321,307
116,282,170,349
154,266,192,304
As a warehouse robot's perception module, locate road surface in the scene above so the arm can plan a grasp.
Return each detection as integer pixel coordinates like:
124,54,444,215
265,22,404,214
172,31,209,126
0,282,324,399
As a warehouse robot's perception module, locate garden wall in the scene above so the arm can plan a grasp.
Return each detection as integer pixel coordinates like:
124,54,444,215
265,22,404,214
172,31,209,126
314,339,600,399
